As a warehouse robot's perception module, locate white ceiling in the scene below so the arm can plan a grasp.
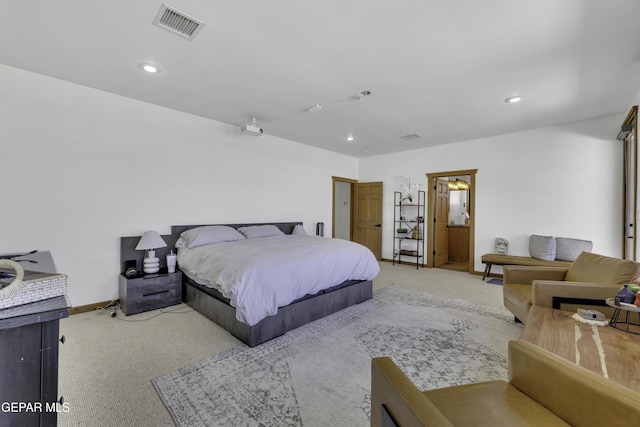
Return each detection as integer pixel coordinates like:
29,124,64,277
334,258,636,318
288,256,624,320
3,0,640,157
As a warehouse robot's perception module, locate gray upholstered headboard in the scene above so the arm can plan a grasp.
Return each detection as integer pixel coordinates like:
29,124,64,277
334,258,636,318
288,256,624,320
120,222,303,273
170,222,302,236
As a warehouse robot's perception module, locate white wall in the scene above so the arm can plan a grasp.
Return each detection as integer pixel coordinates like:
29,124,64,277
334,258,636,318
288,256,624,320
1,62,632,306
359,115,625,274
0,65,358,306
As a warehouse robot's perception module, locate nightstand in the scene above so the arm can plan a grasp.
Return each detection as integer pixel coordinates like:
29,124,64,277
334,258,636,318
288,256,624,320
119,271,182,315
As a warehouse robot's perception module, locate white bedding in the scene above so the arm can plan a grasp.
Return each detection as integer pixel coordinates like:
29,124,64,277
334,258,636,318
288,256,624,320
177,235,380,325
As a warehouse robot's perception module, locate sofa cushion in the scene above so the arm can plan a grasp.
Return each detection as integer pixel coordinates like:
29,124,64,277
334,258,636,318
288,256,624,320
423,381,569,426
503,283,533,322
504,283,533,307
509,339,640,427
555,238,593,262
566,252,640,284
529,235,556,261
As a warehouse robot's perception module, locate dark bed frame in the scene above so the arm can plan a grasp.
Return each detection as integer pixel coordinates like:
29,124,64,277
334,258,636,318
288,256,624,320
120,222,373,347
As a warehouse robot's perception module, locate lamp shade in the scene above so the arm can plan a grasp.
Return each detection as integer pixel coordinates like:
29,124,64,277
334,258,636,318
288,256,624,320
135,231,167,251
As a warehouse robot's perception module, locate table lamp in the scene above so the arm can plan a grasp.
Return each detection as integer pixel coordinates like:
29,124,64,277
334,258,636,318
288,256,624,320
135,230,167,274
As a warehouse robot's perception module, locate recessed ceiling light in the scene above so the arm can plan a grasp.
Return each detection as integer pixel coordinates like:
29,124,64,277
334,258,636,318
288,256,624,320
346,135,355,142
505,95,522,103
139,63,161,74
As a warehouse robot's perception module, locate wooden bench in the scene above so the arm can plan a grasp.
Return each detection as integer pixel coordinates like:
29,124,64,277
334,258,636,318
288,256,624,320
481,253,572,280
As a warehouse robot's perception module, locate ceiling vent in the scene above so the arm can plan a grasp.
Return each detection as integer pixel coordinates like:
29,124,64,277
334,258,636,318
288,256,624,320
153,3,204,40
401,133,422,141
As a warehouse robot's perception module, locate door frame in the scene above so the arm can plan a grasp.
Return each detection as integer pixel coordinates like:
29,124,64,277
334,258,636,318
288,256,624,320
619,106,638,260
426,169,477,272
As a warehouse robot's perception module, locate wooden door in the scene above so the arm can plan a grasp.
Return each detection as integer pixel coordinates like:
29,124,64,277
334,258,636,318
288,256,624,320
434,178,449,267
354,182,383,260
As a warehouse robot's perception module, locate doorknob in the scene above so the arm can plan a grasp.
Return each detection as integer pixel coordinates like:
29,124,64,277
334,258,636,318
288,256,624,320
374,224,381,227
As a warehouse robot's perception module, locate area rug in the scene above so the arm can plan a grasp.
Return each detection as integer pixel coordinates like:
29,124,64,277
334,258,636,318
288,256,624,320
153,286,522,427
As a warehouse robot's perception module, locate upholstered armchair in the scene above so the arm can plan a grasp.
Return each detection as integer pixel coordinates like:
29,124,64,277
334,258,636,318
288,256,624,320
370,340,640,427
503,251,640,323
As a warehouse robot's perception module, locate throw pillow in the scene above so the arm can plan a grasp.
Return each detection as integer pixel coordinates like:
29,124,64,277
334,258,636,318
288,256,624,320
555,237,593,262
291,224,307,235
237,225,285,239
529,235,556,261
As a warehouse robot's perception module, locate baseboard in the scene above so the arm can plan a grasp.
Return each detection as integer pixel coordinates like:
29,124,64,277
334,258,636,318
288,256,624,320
69,300,119,315
381,258,426,267
382,257,485,277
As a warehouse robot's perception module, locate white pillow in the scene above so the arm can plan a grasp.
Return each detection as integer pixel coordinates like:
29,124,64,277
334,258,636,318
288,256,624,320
291,224,307,236
237,225,285,239
180,226,245,248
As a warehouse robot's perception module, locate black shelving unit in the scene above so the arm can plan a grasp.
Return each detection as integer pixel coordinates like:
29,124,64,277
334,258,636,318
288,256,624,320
393,190,425,269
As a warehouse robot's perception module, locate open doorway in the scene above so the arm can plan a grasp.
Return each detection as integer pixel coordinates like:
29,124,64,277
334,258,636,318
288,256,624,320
425,169,477,273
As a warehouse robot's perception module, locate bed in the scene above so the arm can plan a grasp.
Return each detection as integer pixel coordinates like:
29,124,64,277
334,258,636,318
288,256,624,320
122,222,379,347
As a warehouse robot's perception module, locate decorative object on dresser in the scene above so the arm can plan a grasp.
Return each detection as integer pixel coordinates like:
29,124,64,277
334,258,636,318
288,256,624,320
166,251,177,273
0,259,24,299
135,230,167,274
0,250,69,427
0,251,68,310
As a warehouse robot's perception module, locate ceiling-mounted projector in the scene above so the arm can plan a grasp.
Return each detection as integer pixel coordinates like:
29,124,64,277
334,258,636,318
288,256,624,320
241,117,263,136
241,124,264,136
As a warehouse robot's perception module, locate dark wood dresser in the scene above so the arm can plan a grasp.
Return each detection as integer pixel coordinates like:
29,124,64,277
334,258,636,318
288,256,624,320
0,295,70,427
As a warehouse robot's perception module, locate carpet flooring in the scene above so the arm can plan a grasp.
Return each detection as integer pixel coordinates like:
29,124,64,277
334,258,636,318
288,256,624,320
57,263,515,426
153,286,522,426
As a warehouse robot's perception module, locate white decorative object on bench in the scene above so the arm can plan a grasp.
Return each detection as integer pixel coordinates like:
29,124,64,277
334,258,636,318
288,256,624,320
494,237,509,254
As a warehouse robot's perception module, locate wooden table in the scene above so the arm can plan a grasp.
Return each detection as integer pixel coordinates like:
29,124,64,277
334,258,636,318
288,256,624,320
521,305,640,393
